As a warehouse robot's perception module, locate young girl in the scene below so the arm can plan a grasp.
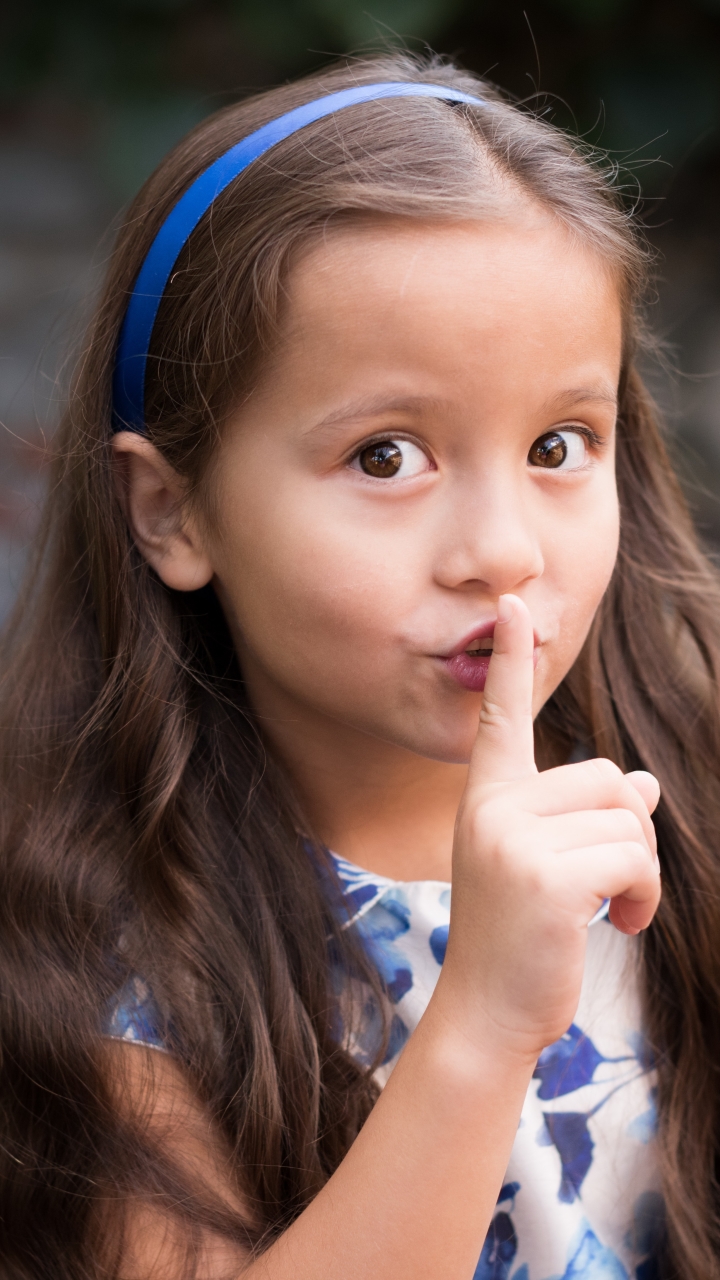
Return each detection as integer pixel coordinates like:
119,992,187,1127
1,49,718,1280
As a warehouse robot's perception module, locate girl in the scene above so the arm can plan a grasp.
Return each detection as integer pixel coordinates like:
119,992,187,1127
0,50,717,1280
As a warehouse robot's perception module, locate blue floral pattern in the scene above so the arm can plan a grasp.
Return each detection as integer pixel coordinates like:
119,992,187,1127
107,851,661,1278
330,853,661,1279
105,975,166,1050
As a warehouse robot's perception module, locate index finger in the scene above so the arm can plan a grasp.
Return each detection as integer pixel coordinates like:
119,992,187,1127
468,593,537,788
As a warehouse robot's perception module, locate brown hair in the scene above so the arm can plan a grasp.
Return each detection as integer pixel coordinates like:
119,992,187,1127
1,49,719,1277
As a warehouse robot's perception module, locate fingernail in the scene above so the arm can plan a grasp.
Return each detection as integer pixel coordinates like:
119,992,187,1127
615,901,642,935
497,595,514,624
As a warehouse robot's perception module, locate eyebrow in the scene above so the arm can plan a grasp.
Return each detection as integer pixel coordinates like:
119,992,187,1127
305,385,618,438
306,394,443,435
541,386,618,414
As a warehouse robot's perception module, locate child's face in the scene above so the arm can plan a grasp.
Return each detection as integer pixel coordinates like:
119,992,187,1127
206,214,621,764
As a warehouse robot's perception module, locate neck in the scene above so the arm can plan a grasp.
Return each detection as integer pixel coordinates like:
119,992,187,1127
242,665,467,883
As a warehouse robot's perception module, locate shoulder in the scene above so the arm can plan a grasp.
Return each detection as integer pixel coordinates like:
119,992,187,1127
101,1039,254,1277
104,976,168,1051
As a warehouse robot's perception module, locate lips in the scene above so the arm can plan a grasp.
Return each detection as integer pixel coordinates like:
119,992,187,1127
437,622,540,693
443,648,493,692
438,622,496,693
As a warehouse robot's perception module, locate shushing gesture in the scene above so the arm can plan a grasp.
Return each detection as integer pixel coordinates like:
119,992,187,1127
440,594,662,1065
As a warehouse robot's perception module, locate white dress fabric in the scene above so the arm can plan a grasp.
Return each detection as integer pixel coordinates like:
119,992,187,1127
108,849,662,1279
331,853,662,1280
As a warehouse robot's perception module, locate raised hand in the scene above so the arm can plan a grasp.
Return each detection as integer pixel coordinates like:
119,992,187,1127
438,593,661,1064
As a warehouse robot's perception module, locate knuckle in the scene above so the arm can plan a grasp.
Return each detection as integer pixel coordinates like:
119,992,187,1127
461,799,501,849
586,757,632,807
463,806,487,846
618,810,644,841
521,863,547,899
622,840,652,867
477,697,512,735
501,830,531,865
462,803,531,867
589,757,623,786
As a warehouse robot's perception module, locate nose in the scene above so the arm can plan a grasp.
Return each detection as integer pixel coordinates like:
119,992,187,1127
433,473,544,596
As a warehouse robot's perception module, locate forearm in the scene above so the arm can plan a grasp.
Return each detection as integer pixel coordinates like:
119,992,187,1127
247,997,535,1280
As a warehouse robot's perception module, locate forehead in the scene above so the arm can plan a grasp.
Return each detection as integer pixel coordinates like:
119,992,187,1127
243,217,623,433
279,216,620,377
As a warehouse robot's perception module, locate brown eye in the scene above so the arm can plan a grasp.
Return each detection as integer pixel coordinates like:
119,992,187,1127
357,442,403,478
528,431,568,469
351,438,430,480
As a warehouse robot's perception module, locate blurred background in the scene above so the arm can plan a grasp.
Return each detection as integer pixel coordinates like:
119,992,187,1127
0,0,719,623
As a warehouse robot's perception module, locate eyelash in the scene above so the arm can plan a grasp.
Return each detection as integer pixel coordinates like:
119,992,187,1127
347,434,431,469
343,424,604,488
566,425,604,449
346,424,607,475
350,432,420,452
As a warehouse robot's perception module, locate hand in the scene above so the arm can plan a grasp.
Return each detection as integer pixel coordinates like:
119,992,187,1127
437,593,661,1064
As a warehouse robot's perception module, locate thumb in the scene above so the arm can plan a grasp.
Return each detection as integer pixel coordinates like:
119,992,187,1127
468,594,537,788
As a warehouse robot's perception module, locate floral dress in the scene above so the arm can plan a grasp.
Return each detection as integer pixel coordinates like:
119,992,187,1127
108,851,662,1280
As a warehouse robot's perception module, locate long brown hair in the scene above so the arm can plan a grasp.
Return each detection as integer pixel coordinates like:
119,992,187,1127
1,50,719,1278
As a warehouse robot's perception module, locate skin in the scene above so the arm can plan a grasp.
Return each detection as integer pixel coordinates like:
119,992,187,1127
112,212,661,1277
116,215,628,879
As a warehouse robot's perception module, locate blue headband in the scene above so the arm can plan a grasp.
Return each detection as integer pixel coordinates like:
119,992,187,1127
111,80,485,434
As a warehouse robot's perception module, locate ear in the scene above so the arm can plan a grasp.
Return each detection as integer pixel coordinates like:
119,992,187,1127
112,431,214,592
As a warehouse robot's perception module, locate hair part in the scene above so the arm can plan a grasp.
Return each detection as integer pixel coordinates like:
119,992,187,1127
1,49,719,1277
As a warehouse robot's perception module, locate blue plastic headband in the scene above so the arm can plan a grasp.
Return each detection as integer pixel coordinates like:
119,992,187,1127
112,80,485,434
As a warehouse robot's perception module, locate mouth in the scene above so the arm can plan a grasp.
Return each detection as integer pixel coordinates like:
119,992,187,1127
463,635,495,658
437,624,539,694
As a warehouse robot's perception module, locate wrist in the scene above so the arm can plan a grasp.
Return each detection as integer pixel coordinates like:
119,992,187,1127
422,969,543,1076
379,987,536,1161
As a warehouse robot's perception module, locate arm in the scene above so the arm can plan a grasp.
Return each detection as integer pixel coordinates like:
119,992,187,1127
100,1041,253,1280
107,595,661,1280
105,1016,531,1280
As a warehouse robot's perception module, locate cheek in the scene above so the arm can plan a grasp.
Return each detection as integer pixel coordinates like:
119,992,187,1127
215,485,416,685
542,485,620,680
568,502,618,597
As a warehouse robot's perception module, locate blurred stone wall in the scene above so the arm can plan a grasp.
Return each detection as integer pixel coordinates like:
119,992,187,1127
1,0,719,625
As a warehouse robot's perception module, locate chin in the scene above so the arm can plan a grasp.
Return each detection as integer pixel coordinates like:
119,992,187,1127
427,740,476,766
389,717,478,766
